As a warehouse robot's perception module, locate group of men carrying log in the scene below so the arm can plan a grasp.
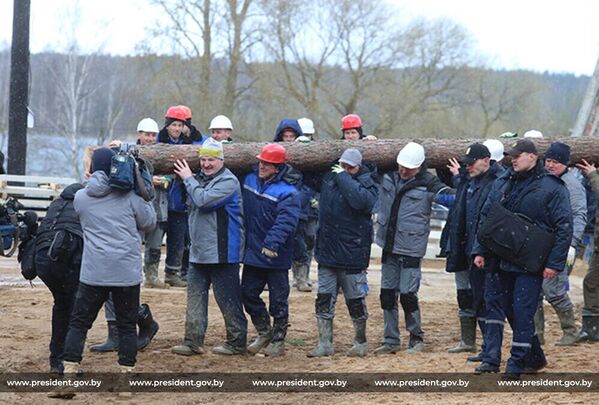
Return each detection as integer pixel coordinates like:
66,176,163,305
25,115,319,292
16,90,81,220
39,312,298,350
33,105,599,398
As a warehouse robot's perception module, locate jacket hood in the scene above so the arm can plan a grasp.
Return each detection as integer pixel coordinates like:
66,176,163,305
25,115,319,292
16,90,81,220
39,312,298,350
85,171,113,198
281,164,303,186
274,119,303,142
60,183,84,200
251,162,296,185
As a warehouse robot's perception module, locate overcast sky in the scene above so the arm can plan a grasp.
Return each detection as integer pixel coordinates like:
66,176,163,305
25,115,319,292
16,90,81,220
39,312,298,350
1,0,598,75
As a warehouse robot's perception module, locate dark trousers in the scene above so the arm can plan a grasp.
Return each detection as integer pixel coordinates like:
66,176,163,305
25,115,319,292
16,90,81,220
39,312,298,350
242,265,290,320
483,269,545,373
292,220,310,264
165,211,188,276
63,282,140,367
35,247,80,370
184,263,247,350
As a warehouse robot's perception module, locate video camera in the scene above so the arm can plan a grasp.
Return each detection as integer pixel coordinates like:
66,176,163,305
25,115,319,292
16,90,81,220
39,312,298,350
0,197,38,257
109,143,155,202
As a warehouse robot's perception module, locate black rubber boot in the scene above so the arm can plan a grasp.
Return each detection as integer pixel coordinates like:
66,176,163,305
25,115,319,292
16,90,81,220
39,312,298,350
137,304,160,351
90,321,119,352
248,313,272,355
264,317,288,357
448,317,476,353
577,315,599,342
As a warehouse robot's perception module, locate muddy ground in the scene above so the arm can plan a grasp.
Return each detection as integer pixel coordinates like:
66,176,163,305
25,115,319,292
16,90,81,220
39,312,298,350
0,256,597,404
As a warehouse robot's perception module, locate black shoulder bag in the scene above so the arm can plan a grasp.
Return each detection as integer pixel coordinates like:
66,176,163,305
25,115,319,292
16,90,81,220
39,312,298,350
477,180,555,274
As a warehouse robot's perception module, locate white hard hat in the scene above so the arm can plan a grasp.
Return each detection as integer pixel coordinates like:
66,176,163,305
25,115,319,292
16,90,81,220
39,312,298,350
524,129,543,138
396,142,425,169
483,139,504,162
209,115,233,130
137,118,159,133
298,117,315,134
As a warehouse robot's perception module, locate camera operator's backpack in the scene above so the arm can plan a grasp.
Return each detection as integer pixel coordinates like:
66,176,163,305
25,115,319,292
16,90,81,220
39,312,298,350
109,144,155,202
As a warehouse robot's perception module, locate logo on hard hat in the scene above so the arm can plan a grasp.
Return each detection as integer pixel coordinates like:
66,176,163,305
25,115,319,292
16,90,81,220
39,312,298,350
466,147,471,154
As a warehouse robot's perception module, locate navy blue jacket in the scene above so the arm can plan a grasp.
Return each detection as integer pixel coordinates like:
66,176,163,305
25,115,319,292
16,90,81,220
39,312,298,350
273,118,303,141
315,162,378,270
445,162,504,273
473,160,573,274
242,164,302,270
157,129,206,212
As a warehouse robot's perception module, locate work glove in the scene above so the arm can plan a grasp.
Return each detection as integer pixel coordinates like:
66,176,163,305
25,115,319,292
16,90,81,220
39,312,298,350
310,198,319,209
566,246,576,268
261,247,278,258
295,136,311,143
331,164,344,174
221,140,233,144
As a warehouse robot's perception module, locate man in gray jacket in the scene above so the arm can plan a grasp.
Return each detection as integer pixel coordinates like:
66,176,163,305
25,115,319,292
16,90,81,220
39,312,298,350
374,142,453,354
536,142,586,346
171,138,248,356
61,148,156,375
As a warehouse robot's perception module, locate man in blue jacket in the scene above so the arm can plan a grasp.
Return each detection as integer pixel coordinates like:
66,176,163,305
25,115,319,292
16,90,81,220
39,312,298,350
171,138,247,356
307,148,378,358
272,118,314,292
445,144,504,360
242,143,302,357
473,139,573,379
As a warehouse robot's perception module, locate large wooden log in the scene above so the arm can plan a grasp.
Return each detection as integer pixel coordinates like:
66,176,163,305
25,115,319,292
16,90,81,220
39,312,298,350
136,138,599,174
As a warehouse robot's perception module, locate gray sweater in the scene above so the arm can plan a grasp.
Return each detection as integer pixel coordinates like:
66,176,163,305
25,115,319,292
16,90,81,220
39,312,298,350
74,171,156,286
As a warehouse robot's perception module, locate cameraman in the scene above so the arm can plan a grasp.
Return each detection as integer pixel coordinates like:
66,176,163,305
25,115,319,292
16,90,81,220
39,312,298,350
35,182,84,373
61,148,156,374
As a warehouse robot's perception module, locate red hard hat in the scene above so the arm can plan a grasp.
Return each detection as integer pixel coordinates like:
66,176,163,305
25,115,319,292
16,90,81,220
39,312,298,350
341,114,363,130
165,106,187,121
178,105,192,120
256,143,286,164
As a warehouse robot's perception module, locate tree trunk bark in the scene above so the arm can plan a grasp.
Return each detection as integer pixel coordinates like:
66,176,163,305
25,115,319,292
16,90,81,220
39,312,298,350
137,138,599,175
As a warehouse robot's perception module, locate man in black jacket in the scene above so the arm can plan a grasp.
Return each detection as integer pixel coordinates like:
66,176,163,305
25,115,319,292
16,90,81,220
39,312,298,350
445,144,504,361
307,148,378,357
473,139,573,379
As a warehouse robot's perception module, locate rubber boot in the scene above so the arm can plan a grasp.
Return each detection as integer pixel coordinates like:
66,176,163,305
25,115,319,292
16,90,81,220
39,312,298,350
577,315,599,342
406,335,424,353
307,318,334,357
291,262,299,288
468,320,486,362
448,316,476,353
296,263,312,292
143,262,167,289
117,365,134,398
165,272,187,288
554,308,578,346
48,361,79,399
263,317,287,357
90,321,119,352
137,304,160,350
534,304,545,345
347,319,368,357
248,314,272,355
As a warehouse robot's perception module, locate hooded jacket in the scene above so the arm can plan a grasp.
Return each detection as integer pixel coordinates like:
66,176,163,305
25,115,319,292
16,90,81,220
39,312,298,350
315,161,379,270
273,118,303,142
242,164,302,269
74,171,156,286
